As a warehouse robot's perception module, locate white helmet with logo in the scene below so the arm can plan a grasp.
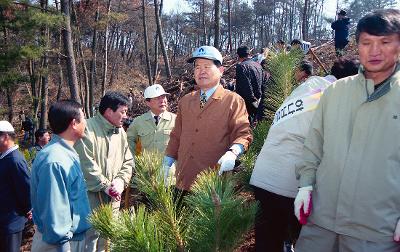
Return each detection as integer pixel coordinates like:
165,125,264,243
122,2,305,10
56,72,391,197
187,46,223,65
144,84,170,99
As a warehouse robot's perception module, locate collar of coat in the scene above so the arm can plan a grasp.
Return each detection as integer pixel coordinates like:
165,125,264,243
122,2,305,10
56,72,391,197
96,114,120,135
143,111,173,121
192,84,225,100
0,145,19,159
358,62,400,102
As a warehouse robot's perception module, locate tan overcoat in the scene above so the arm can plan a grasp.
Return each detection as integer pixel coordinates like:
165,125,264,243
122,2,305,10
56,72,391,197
166,85,252,190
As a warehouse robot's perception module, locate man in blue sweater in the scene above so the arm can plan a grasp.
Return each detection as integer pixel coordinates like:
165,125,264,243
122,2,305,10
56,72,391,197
31,100,91,252
0,121,31,252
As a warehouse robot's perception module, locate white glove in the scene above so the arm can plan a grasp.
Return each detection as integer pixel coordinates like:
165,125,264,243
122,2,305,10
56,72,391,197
110,178,125,195
217,151,237,176
394,219,400,242
294,186,313,225
252,98,261,109
104,184,121,201
163,164,171,185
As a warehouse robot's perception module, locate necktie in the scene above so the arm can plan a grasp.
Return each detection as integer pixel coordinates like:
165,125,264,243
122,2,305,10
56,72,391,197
154,115,159,126
200,92,207,109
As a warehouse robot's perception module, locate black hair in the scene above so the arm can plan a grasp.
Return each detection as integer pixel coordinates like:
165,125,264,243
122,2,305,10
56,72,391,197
237,46,250,58
193,59,222,67
277,39,285,45
98,91,131,115
291,39,302,46
356,9,400,43
330,58,360,79
0,131,16,141
48,100,83,134
338,10,347,16
299,60,313,76
35,128,49,143
213,60,222,67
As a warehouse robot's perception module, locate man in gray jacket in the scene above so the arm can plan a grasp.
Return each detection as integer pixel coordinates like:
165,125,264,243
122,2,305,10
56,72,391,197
295,9,400,251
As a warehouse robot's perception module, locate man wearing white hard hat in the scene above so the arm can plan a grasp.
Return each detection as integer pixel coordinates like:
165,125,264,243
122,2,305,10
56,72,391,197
0,121,31,252
127,84,176,155
163,45,252,192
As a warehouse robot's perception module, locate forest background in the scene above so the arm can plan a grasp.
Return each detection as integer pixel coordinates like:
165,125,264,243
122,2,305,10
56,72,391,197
0,0,398,130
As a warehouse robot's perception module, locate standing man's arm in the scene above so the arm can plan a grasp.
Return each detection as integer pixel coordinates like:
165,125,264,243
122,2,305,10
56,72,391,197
11,159,31,216
294,92,325,224
75,130,111,192
218,97,253,175
115,138,134,186
126,120,139,156
229,97,253,150
331,20,338,30
295,94,325,187
34,163,74,244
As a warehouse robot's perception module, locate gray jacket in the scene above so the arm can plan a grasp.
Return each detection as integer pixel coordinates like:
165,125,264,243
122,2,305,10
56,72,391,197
296,66,400,242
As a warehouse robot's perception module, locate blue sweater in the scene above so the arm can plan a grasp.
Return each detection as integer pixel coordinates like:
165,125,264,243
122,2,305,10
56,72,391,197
31,135,91,244
0,148,31,234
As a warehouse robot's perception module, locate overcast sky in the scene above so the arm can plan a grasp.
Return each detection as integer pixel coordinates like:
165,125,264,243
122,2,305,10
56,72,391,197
163,0,400,19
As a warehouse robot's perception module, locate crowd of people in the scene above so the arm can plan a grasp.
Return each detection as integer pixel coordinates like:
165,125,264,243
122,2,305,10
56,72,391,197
0,8,399,252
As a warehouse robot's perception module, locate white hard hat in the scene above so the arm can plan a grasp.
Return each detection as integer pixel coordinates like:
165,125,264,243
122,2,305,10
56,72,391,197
0,121,15,133
187,46,223,65
144,84,170,99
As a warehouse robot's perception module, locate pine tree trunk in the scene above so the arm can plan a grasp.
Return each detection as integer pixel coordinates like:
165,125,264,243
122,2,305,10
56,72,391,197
101,0,112,96
142,0,153,86
302,0,309,40
89,4,99,116
202,0,206,45
213,0,220,49
227,0,232,52
60,0,79,102
153,33,159,82
6,87,13,123
55,0,63,101
154,0,171,79
39,0,49,130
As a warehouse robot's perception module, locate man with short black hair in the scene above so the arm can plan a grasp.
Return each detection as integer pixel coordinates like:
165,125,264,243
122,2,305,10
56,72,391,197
235,45,264,124
29,128,50,162
30,100,90,252
295,9,400,251
75,91,134,252
0,121,31,252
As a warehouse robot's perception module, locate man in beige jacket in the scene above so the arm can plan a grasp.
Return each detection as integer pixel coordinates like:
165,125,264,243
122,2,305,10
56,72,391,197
295,9,400,251
127,84,176,155
163,46,252,192
75,91,133,252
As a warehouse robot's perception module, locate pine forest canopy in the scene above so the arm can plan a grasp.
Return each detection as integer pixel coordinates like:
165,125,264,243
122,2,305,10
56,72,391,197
0,0,397,126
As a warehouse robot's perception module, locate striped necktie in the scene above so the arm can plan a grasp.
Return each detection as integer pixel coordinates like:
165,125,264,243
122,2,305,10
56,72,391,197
200,92,207,109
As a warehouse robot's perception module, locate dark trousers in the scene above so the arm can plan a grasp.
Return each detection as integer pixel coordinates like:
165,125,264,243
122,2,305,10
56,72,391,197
0,231,23,252
254,187,302,252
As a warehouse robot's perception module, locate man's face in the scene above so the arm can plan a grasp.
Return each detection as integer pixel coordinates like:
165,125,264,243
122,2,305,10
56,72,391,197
0,134,7,153
194,58,224,90
39,132,51,145
358,32,400,80
146,95,168,115
104,105,128,127
295,69,306,82
73,109,86,139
